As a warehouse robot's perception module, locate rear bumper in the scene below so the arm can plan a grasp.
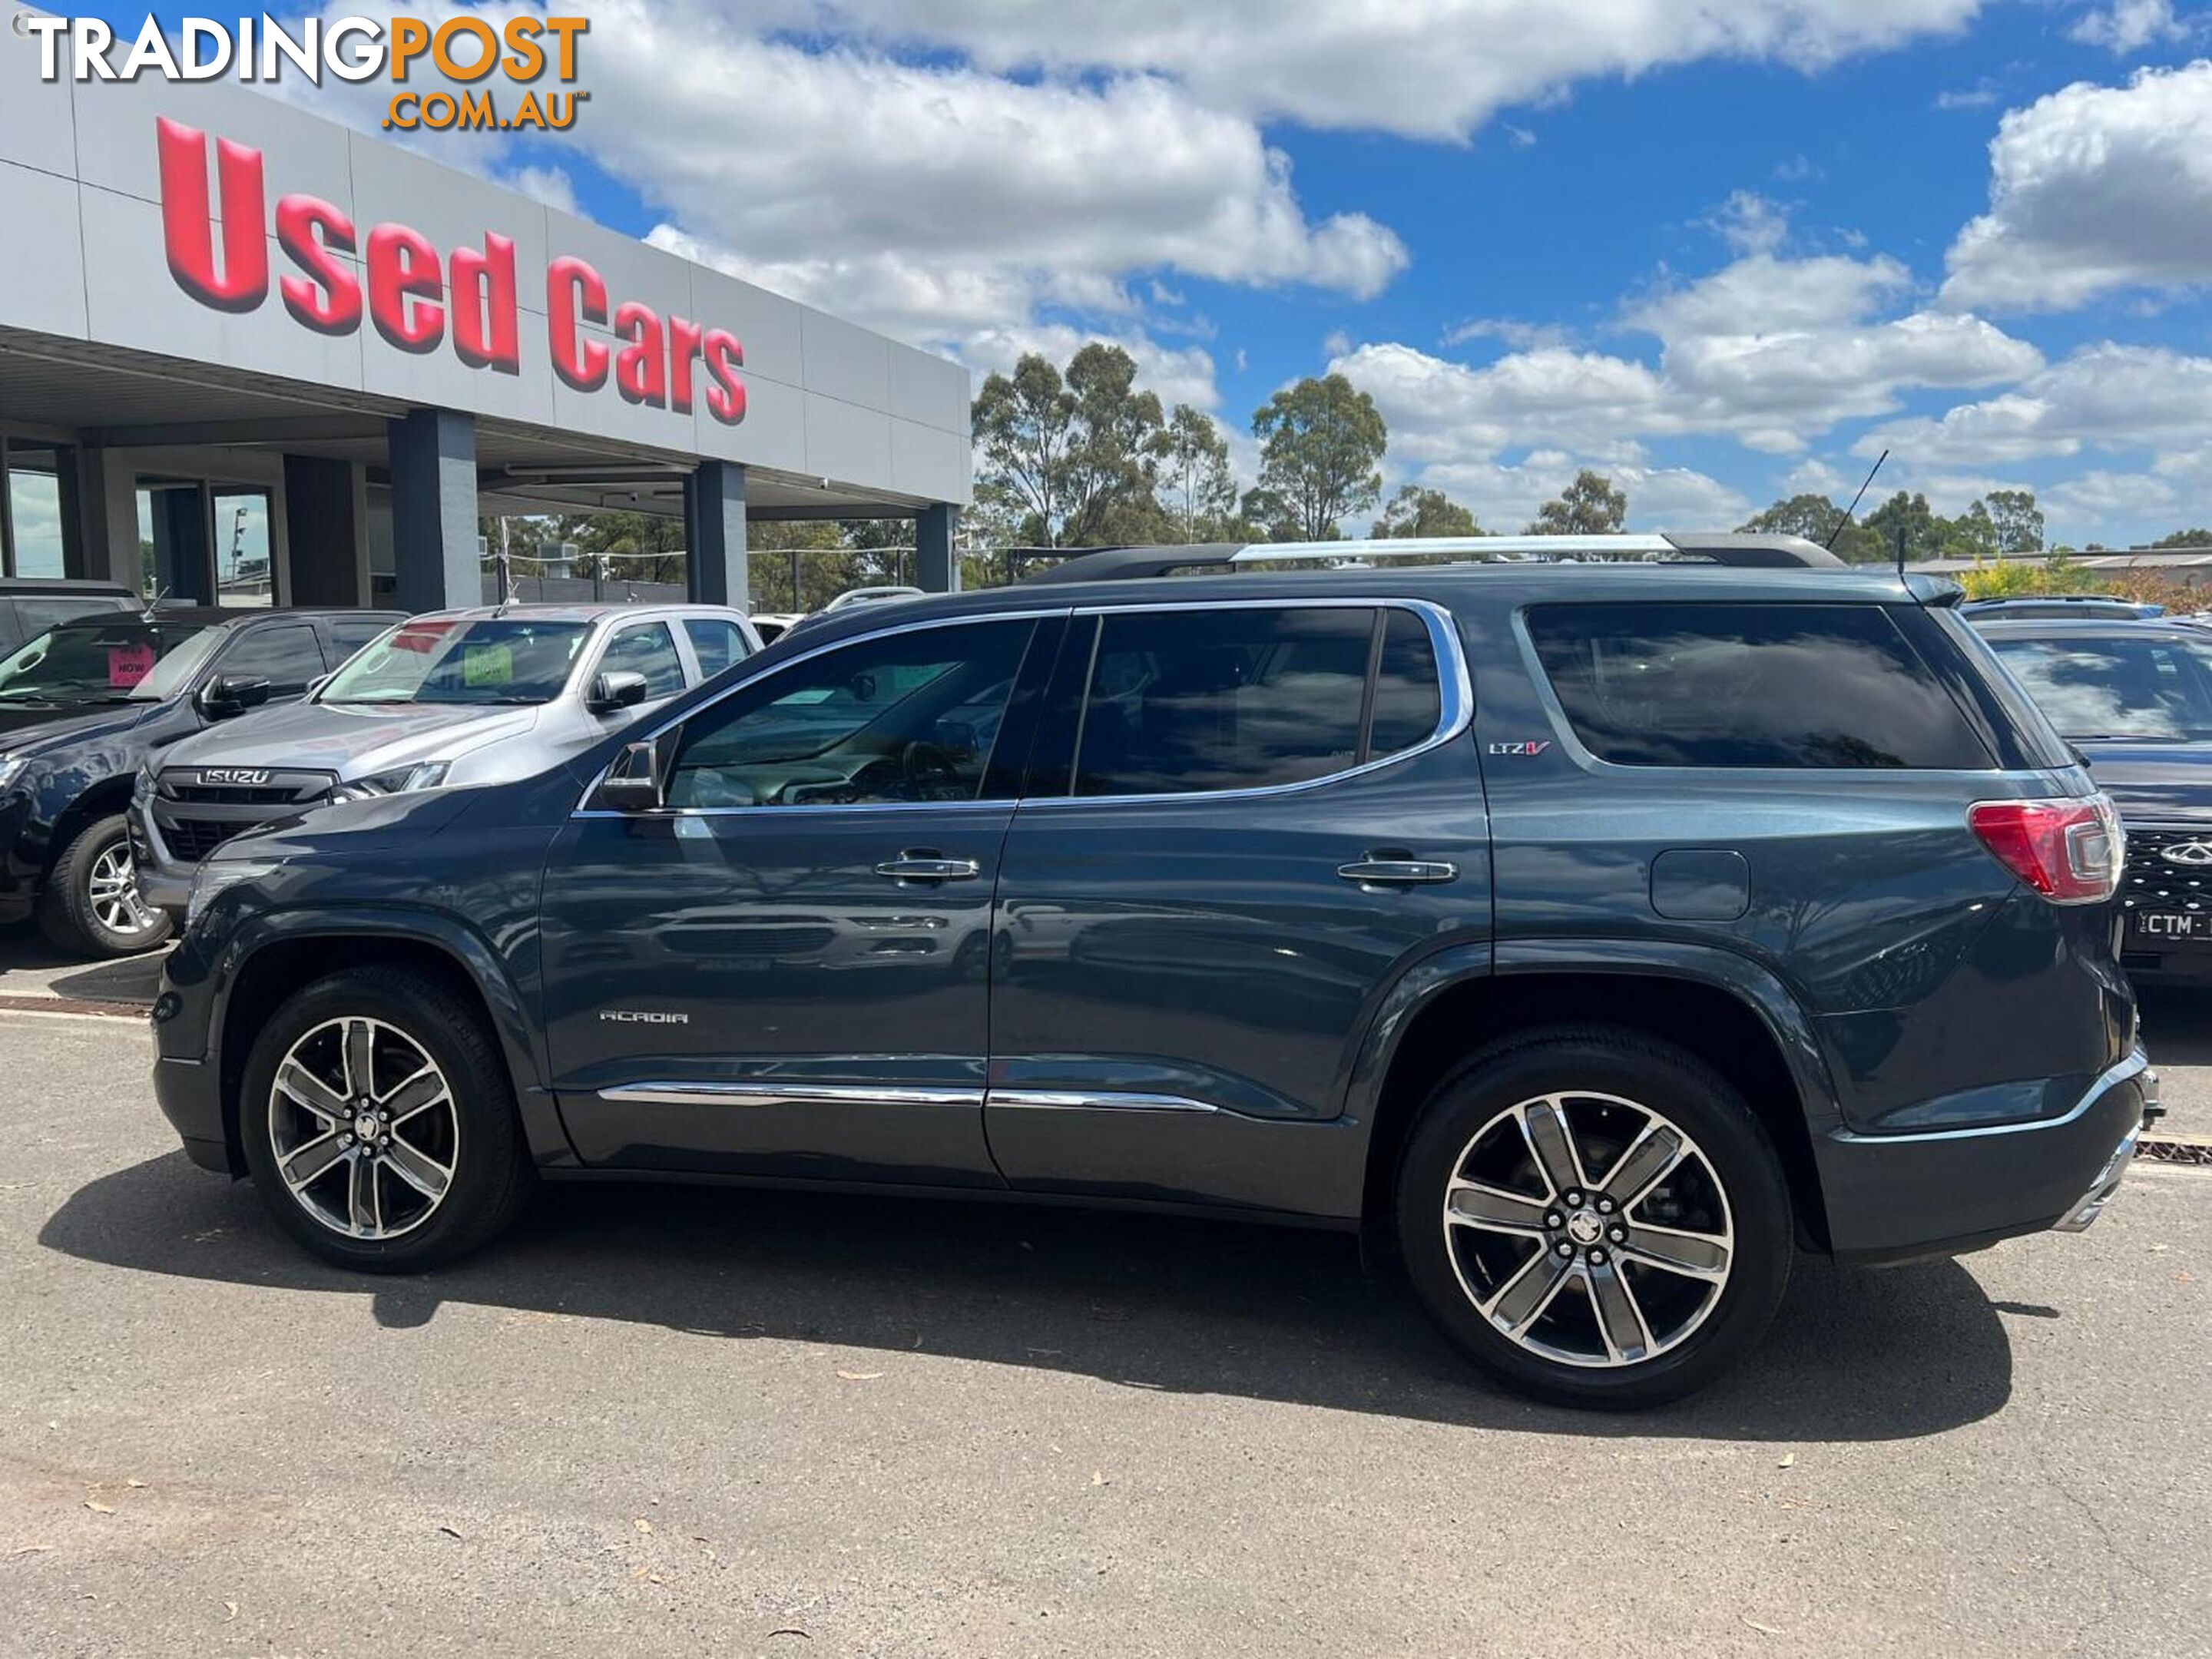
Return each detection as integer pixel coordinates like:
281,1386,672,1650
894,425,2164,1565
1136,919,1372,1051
1816,1051,2151,1265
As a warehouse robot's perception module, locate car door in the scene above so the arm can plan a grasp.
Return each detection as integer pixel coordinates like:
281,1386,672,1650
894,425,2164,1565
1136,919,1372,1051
984,599,1492,1213
201,619,330,709
541,609,1064,1184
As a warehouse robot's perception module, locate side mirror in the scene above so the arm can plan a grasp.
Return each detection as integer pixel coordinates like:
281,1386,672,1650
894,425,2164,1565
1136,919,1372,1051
199,674,273,719
593,737,667,813
588,670,651,715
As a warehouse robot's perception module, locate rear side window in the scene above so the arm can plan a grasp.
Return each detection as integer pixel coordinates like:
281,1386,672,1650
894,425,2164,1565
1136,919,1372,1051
682,617,752,678
1069,605,1445,797
1525,602,1995,770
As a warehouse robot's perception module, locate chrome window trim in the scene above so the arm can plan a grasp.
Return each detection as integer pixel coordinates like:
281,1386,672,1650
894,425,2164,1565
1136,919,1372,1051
571,596,1472,819
598,1081,984,1109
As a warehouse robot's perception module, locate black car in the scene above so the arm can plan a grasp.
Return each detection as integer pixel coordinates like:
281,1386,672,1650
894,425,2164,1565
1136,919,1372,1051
152,535,2148,1409
1975,616,2212,983
0,605,402,955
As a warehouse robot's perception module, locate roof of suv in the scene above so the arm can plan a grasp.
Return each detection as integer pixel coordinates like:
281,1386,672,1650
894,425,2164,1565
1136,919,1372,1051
44,605,397,630
1972,617,2207,642
757,551,1949,660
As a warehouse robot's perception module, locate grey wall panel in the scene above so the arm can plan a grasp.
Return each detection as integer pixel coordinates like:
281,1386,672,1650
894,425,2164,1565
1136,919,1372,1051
347,134,551,317
79,186,367,390
0,162,88,337
803,392,892,488
889,417,971,505
700,373,806,473
684,262,805,389
71,76,354,215
801,311,891,412
358,286,556,425
1,2,79,178
541,210,698,336
889,346,971,435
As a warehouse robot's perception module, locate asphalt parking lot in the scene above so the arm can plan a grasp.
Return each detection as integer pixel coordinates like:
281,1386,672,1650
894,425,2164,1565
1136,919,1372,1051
0,955,2207,1657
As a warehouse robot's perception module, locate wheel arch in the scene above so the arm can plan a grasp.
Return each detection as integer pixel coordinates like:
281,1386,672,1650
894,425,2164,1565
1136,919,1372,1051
213,912,566,1175
1353,942,1841,1253
38,774,134,883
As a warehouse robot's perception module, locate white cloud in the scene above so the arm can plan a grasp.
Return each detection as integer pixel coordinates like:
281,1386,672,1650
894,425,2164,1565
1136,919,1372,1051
1860,343,2212,472
2067,0,2190,54
959,324,1224,413
1942,61,2212,311
1934,81,2001,109
1418,452,1750,531
503,164,580,217
801,0,1986,140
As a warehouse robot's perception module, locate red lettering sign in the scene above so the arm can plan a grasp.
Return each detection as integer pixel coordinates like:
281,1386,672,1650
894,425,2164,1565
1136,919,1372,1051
154,120,745,424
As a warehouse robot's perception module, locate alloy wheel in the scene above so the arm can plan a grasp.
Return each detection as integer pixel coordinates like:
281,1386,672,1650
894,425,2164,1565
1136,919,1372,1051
1440,1091,1734,1369
86,839,159,938
267,1017,460,1240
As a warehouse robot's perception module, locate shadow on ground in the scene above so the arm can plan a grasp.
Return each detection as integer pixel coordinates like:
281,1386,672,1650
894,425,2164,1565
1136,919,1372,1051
0,927,166,1006
41,1152,2018,1443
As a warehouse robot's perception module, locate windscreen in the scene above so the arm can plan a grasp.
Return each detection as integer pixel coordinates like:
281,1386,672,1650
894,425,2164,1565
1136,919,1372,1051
319,618,591,706
0,618,215,707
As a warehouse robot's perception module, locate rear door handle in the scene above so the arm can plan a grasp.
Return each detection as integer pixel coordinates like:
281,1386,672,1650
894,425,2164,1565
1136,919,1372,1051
875,853,983,882
1337,857,1459,888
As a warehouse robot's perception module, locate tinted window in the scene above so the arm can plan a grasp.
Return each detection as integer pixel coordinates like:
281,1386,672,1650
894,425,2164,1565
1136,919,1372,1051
0,617,210,707
211,623,326,696
1369,608,1445,758
1988,633,2212,740
666,619,1034,808
599,621,687,698
326,618,395,661
1074,608,1376,796
682,617,752,678
14,596,133,638
1526,603,1994,770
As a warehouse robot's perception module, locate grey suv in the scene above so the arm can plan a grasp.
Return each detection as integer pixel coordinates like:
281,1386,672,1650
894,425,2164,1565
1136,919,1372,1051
150,535,2149,1408
132,603,759,918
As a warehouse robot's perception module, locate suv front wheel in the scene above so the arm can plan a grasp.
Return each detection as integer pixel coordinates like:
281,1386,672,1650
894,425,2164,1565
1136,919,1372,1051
240,967,535,1271
41,813,171,958
1396,1028,1792,1409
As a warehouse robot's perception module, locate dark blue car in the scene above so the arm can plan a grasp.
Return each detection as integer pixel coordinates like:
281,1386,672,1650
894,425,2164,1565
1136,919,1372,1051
151,535,2150,1408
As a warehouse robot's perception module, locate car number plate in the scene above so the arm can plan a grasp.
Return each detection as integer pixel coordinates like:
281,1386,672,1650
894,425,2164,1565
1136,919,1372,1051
2131,910,2212,945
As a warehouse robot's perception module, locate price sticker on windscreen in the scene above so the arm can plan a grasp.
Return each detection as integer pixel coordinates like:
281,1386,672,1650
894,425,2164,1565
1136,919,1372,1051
462,643,514,687
107,643,155,687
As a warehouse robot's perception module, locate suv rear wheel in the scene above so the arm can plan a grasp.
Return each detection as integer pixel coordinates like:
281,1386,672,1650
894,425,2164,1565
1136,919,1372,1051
1395,1028,1791,1409
240,968,535,1271
40,813,171,958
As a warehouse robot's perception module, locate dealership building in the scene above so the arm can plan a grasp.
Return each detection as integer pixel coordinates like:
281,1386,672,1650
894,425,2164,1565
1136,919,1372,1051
0,2,972,611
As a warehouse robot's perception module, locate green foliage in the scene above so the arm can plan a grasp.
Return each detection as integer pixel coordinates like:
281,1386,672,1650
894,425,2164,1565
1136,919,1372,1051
1372,484,1481,539
1984,488,2045,556
1246,373,1388,541
971,344,1169,548
1159,406,1240,544
1737,492,1883,562
1528,470,1626,535
2151,528,2212,549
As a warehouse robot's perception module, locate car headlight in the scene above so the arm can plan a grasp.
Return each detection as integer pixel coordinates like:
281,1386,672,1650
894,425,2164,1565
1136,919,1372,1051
0,755,26,795
185,857,282,931
131,761,155,806
330,760,451,803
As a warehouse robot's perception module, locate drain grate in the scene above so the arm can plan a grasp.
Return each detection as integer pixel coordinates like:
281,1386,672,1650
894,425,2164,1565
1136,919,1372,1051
2140,1136,2212,1167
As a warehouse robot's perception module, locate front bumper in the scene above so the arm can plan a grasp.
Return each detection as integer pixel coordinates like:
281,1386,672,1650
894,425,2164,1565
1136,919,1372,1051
126,798,197,918
1817,1051,2151,1264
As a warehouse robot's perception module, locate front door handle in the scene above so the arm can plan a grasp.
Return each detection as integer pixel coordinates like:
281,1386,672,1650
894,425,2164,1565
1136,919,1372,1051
1337,856,1459,889
875,853,983,882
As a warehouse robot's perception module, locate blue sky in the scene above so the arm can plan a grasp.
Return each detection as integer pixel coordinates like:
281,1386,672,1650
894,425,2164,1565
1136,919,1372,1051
59,2,2212,542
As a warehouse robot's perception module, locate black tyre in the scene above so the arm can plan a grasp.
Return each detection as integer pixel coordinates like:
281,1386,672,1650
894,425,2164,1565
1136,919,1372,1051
1395,1026,1792,1410
240,967,535,1272
38,813,172,958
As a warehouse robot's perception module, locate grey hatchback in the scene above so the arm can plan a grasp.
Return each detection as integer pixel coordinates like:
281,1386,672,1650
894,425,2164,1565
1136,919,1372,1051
151,535,2149,1408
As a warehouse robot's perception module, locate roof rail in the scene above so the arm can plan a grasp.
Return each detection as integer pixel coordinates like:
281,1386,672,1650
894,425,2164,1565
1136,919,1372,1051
1020,532,1845,584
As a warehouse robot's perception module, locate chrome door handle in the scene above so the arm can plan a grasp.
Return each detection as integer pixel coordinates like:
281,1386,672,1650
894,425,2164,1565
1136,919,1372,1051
1337,858,1459,888
874,854,982,882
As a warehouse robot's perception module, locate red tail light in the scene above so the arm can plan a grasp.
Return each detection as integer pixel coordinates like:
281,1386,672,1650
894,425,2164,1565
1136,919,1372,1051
1968,796,2123,905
